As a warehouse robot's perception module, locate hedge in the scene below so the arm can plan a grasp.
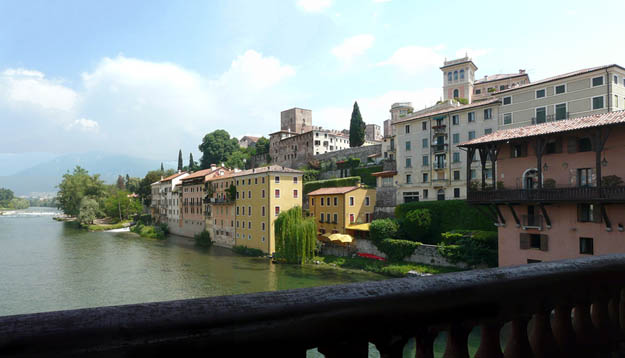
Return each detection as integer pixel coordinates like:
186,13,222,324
351,165,383,187
303,176,361,195
377,239,421,262
438,230,498,267
395,200,494,243
369,218,399,245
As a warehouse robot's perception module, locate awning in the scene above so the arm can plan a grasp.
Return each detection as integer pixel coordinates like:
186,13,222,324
323,233,354,243
346,223,370,232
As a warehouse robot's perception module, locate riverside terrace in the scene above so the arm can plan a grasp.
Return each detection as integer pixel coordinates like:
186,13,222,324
2,255,625,357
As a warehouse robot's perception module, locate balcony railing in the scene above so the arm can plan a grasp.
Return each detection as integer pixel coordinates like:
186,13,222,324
431,143,448,153
522,214,543,229
3,255,625,357
531,112,569,124
468,185,625,203
432,124,446,133
433,162,447,170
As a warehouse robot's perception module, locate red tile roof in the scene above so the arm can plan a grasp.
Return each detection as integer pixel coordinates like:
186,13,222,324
394,98,499,124
371,170,397,177
307,186,359,196
160,172,187,182
460,110,625,147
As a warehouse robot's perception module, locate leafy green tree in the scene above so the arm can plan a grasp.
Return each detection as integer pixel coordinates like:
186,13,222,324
56,166,106,216
198,130,240,169
138,170,165,206
369,218,399,245
8,198,29,209
255,137,270,156
0,188,14,207
116,175,125,190
349,101,365,147
178,149,183,171
126,177,141,194
77,197,99,226
104,190,142,221
399,209,432,243
188,153,199,171
275,206,317,264
160,162,164,172
225,150,249,169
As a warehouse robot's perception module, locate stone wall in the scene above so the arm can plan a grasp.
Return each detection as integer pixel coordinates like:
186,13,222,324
375,186,397,208
314,144,381,164
354,238,468,269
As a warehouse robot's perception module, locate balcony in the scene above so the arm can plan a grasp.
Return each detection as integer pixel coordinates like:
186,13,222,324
431,143,448,153
467,185,625,204
522,214,543,229
432,124,447,134
3,255,625,357
433,162,447,170
531,112,569,124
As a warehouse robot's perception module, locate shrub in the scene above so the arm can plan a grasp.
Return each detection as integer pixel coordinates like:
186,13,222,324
603,175,624,187
395,200,495,244
303,176,361,195
377,239,421,262
398,208,432,243
131,223,165,239
543,178,556,189
302,169,320,182
369,218,399,245
274,206,316,264
438,230,498,267
194,230,212,247
454,97,469,105
351,165,383,187
232,245,265,257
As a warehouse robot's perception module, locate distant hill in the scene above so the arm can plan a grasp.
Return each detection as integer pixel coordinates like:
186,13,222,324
0,152,173,196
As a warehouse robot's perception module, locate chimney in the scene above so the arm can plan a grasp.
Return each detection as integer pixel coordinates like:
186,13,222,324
211,164,216,170
519,69,526,74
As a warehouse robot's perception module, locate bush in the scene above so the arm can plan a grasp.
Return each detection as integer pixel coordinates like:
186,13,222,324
302,169,320,182
194,230,212,247
398,209,432,243
303,176,361,195
131,223,165,239
438,230,498,267
232,245,265,257
158,223,170,235
351,165,383,187
454,97,469,105
135,214,152,225
369,218,399,245
395,200,495,244
377,239,421,262
603,175,624,187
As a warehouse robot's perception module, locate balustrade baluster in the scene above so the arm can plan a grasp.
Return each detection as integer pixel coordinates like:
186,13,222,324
620,289,625,335
414,328,437,358
443,324,470,358
503,318,533,358
591,299,614,354
552,305,576,357
474,322,503,358
573,303,598,357
372,336,409,358
318,340,368,357
529,310,557,358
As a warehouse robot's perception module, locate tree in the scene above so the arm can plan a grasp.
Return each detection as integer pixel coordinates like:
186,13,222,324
138,170,165,206
225,150,249,169
255,137,270,156
188,153,199,171
56,166,106,217
349,101,365,147
125,174,130,188
275,206,317,264
369,218,399,245
103,190,142,221
160,162,164,172
178,149,183,171
116,175,125,190
126,177,141,194
77,197,99,226
0,187,14,207
400,209,432,243
198,130,240,169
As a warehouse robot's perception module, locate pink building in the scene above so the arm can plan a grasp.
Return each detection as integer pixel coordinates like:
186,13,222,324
462,111,625,266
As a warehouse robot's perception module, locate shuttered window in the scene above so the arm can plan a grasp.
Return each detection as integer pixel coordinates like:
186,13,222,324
520,233,548,251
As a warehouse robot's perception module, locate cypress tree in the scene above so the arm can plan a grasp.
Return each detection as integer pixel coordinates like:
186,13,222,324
275,206,317,264
160,162,164,172
189,153,195,171
349,101,365,147
177,150,183,171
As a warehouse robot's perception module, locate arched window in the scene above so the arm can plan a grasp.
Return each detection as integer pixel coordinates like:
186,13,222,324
437,189,445,201
447,72,452,82
454,71,458,81
523,169,539,189
453,89,459,98
460,69,465,80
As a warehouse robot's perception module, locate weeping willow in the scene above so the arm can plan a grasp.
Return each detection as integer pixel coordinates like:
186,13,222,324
275,206,317,264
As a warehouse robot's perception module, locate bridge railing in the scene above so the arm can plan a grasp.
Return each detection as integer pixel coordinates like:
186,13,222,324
2,255,625,357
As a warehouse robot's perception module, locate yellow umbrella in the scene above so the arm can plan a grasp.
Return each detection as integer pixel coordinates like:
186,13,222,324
327,233,354,243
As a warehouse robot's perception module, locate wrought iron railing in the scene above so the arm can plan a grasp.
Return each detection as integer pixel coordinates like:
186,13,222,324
468,186,625,203
2,255,625,356
431,143,448,153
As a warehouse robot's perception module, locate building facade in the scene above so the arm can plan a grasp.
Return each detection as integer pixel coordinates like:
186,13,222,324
308,186,375,239
463,110,625,266
205,173,236,248
239,136,260,149
159,172,189,227
281,107,312,134
365,123,382,141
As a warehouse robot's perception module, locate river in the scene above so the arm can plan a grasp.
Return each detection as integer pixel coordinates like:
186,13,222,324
0,207,384,316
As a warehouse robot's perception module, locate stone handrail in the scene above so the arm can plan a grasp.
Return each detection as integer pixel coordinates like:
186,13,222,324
2,255,625,357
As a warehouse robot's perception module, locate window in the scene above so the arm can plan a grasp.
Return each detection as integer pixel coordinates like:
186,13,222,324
530,234,541,249
293,176,298,184
452,133,460,144
615,95,619,108
503,113,512,125
535,89,546,98
511,142,527,158
578,204,599,222
484,108,492,120
468,131,476,140
248,190,251,199
248,179,251,185
405,141,411,151
293,189,298,198
453,152,460,163
578,168,593,187
275,176,280,184
333,213,338,223
592,96,604,110
555,103,567,120
470,169,476,179
365,213,371,223
319,213,324,222
248,206,252,216
236,206,240,215
423,189,428,199
405,125,410,134
447,72,452,82
592,76,604,87
615,75,619,85
405,158,412,168
406,174,412,184
460,69,465,79
578,138,592,152
453,170,460,180
236,191,240,199
422,173,428,183
349,214,355,223
275,206,280,216
454,188,460,198
452,115,459,125
349,197,355,206
422,122,427,131
262,206,265,216
475,89,481,95
453,89,459,98
422,138,428,148
468,112,475,122
262,177,265,184
275,189,280,198
365,196,370,206
555,84,565,94
422,155,429,166
320,197,324,206
503,96,511,105
261,189,265,198
334,197,338,206
382,177,392,186
484,128,492,135
535,107,546,124
248,234,251,240
248,221,251,229
580,237,594,255
437,189,445,201
454,71,458,81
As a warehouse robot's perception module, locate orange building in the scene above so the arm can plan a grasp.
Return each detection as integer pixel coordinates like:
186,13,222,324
206,173,236,248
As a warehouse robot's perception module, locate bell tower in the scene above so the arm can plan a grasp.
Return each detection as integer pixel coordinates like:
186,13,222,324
440,56,477,103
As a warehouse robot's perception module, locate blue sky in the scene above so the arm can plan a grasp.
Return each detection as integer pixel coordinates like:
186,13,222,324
1,0,624,165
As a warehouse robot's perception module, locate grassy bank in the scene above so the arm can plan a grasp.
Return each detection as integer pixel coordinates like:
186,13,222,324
313,255,460,278
87,220,131,231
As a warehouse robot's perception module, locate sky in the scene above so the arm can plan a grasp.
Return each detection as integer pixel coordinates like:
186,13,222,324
1,0,624,164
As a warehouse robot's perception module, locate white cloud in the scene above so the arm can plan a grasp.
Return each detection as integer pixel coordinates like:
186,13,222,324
331,34,375,63
215,50,295,90
0,68,77,112
297,0,333,12
454,48,490,59
377,45,445,75
67,118,100,133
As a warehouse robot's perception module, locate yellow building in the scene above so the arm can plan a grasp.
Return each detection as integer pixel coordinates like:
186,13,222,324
233,165,303,254
307,186,376,240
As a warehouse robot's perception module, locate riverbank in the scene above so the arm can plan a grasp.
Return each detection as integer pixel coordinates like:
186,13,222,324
312,255,461,277
87,220,132,232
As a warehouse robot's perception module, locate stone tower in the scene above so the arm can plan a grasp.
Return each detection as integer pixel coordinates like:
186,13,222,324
440,56,477,103
280,108,312,134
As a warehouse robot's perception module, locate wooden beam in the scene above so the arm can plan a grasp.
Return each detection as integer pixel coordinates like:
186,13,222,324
508,204,521,227
600,204,612,231
538,204,551,229
493,205,506,226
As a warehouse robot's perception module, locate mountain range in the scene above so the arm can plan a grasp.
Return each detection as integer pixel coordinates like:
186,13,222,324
0,152,174,196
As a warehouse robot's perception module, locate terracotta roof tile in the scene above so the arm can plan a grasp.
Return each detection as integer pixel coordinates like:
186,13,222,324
460,110,625,146
307,186,359,196
160,172,188,182
233,165,303,177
